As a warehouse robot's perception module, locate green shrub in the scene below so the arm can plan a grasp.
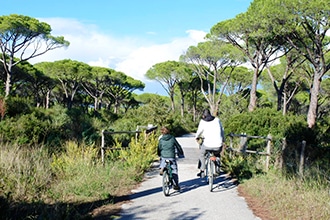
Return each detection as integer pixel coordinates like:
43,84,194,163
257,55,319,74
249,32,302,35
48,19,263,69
225,108,289,138
221,153,254,181
0,105,105,148
51,141,99,180
50,136,158,201
42,105,71,147
110,100,191,147
223,108,330,182
119,135,158,176
5,96,33,118
0,110,52,145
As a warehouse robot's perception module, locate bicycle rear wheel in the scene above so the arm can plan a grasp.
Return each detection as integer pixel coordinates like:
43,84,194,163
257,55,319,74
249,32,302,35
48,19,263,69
208,160,215,192
162,170,171,196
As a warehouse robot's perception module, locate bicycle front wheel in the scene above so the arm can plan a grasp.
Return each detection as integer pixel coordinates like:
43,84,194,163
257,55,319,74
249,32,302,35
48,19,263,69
162,171,171,196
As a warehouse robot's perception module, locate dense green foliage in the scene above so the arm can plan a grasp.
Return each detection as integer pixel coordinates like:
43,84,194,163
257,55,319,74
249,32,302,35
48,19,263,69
221,108,330,182
224,108,307,139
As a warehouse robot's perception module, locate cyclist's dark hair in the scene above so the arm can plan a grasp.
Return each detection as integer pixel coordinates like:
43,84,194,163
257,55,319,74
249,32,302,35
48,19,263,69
202,109,215,121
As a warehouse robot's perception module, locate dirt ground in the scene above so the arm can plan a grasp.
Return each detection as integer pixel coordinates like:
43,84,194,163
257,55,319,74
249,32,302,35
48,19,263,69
237,186,276,220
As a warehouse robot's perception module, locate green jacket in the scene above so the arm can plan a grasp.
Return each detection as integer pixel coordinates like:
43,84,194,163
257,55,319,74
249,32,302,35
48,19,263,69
157,134,184,158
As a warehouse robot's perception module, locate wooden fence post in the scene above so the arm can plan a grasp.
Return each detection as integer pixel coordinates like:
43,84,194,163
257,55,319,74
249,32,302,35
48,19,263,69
101,129,105,165
265,134,272,172
299,140,306,176
240,133,247,153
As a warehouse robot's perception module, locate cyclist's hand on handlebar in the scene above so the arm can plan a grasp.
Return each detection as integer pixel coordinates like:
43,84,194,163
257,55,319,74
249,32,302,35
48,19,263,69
196,137,203,145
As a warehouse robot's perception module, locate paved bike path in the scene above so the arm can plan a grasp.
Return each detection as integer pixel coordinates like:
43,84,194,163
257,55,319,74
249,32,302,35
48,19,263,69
119,133,260,220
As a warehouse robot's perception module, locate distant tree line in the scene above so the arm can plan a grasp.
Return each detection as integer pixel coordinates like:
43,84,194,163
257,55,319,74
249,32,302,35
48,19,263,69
0,0,329,146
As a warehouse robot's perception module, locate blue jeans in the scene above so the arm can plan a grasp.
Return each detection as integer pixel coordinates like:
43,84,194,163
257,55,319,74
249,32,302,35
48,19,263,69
159,158,178,174
159,158,179,186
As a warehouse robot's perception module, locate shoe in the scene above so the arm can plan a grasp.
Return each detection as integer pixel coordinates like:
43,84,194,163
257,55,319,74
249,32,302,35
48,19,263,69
197,171,205,178
159,168,164,176
173,185,181,191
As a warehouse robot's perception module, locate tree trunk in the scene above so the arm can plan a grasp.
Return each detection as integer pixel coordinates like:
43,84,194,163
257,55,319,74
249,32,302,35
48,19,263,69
282,92,287,116
5,65,12,98
193,104,197,122
94,97,99,111
307,71,322,128
114,100,119,114
46,90,50,109
170,92,175,111
248,69,258,112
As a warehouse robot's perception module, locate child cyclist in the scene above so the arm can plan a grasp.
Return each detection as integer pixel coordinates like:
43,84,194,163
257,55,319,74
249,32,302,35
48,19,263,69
157,126,185,191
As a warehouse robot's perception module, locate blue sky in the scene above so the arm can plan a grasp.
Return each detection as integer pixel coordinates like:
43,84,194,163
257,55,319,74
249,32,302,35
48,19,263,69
2,0,252,95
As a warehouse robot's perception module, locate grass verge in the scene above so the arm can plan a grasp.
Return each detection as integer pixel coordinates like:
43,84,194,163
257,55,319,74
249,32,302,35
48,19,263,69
238,170,330,220
0,135,158,219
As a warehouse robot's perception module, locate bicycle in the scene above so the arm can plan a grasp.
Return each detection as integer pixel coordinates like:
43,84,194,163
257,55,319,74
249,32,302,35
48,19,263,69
204,150,220,192
162,159,174,196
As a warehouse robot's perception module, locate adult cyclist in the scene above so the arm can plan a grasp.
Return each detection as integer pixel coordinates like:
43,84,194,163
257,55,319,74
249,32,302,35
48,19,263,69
195,109,225,178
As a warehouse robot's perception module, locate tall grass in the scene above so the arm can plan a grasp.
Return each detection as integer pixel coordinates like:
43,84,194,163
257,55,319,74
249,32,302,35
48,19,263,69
50,136,158,201
0,134,158,219
0,144,53,202
240,169,330,220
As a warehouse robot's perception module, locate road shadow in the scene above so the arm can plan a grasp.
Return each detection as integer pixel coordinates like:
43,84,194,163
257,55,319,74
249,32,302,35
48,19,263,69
180,172,238,194
0,195,122,220
117,171,238,219
118,170,237,202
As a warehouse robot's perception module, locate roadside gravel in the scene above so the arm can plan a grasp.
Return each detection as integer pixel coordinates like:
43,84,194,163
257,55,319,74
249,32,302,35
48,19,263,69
118,133,261,220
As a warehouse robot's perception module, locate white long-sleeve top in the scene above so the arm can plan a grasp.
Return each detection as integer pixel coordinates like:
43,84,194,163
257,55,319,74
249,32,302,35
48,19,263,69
195,117,225,149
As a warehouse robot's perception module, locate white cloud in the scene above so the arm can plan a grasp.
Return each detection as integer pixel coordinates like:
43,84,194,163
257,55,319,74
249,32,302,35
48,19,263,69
29,18,206,90
115,30,206,80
